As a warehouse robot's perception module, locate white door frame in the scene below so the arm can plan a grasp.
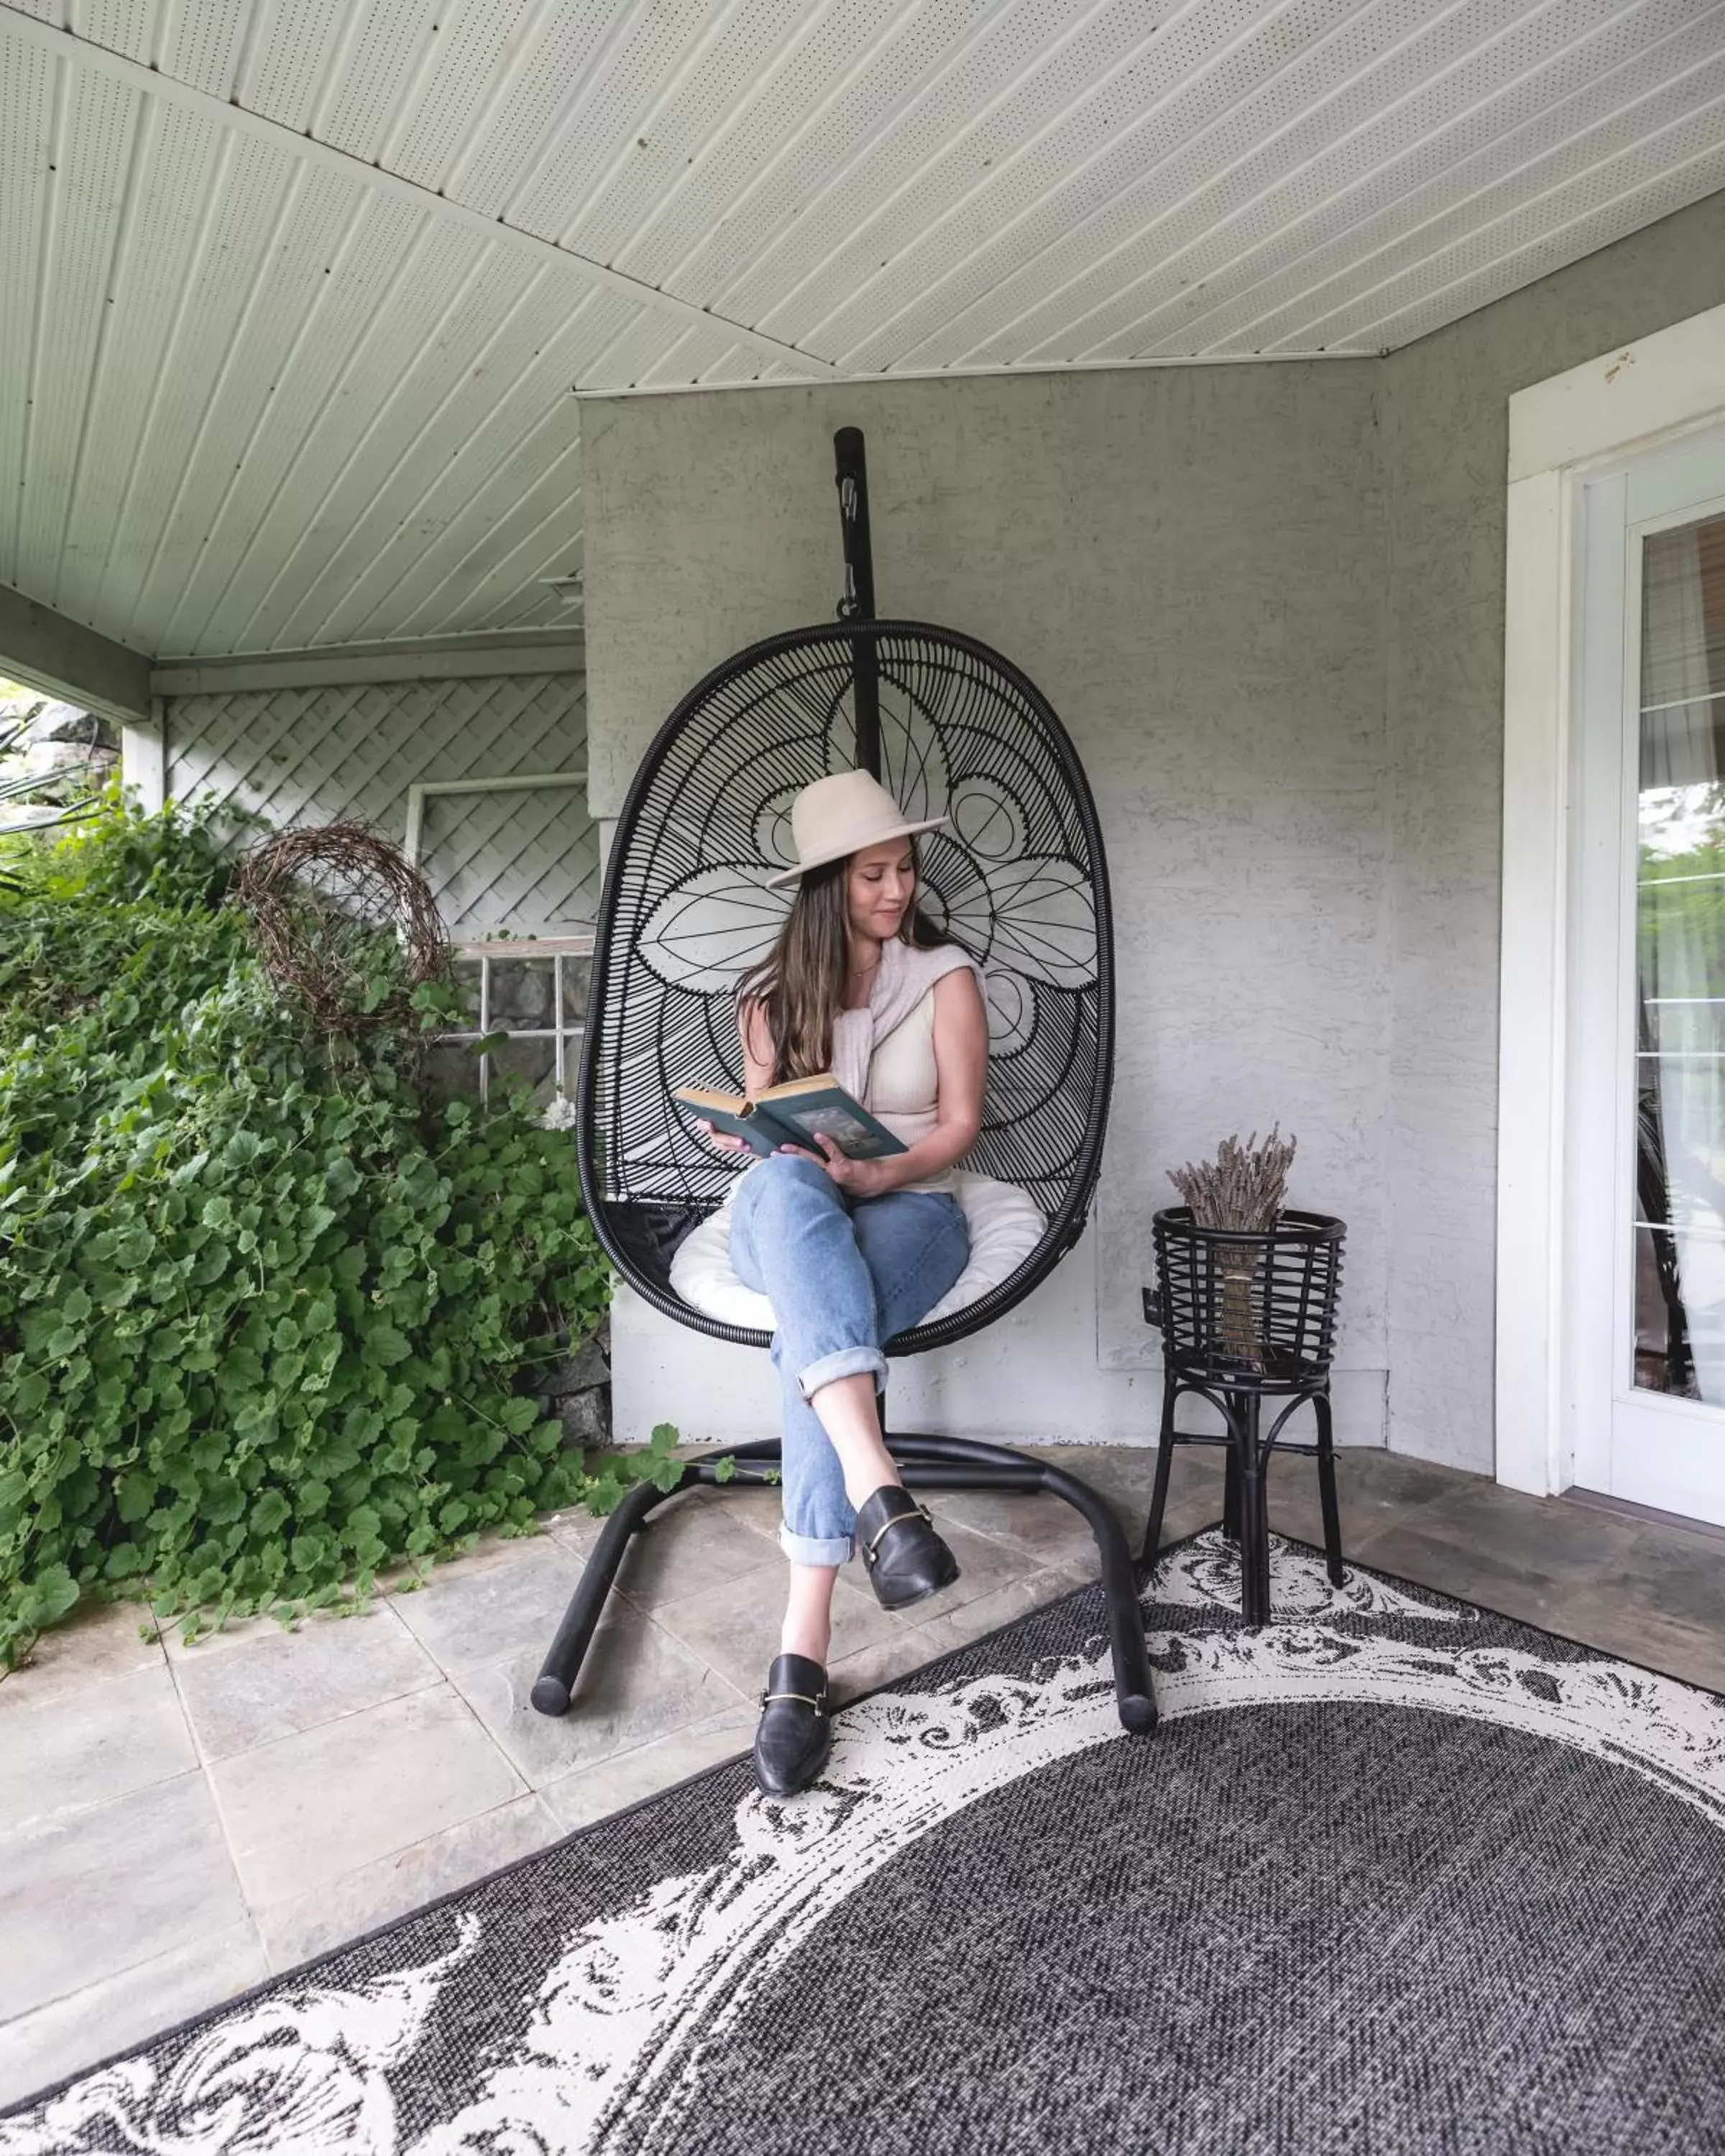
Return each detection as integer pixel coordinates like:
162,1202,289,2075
1497,300,1725,1498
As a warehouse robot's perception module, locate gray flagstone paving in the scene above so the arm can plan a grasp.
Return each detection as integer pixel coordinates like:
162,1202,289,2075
1,1441,1720,2111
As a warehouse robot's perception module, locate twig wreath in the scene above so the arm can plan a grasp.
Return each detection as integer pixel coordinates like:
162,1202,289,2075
234,821,448,1033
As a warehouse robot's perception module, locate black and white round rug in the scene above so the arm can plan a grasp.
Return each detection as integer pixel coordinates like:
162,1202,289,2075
5,1529,1724,2155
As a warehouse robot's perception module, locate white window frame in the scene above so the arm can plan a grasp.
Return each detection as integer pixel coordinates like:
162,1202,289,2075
402,769,586,876
440,934,595,1105
1497,301,1725,1497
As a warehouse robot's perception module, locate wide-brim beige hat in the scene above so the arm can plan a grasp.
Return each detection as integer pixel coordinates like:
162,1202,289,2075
767,769,949,888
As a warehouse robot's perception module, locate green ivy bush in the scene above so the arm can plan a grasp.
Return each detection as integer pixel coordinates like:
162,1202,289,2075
0,795,666,1668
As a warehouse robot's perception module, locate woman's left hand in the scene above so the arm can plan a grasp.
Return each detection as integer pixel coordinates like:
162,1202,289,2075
777,1135,888,1198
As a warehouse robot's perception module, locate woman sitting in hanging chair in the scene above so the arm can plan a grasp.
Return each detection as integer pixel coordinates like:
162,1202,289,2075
693,769,988,1798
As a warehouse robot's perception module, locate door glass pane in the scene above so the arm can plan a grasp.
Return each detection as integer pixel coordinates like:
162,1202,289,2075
1634,512,1725,1395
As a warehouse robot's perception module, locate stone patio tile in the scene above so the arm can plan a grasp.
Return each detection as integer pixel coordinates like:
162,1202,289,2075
1581,1522,1725,1636
650,1567,901,1699
390,1534,586,1672
453,1604,747,1788
1399,1478,1647,1583
0,1920,267,2113
0,1599,163,1707
827,1623,949,1705
540,1505,610,1558
610,1498,785,1610
918,1488,1100,1570
208,1684,524,1908
1345,1520,1580,1631
1542,1579,1725,1695
158,1607,293,1662
1348,1450,1483,1504
0,1662,196,1833
173,1603,443,1763
1142,1481,1229,1562
256,1792,566,1973
1048,1443,1223,1543
914,1567,1095,1657
540,1709,758,1831
0,1771,247,2023
901,1519,1040,1614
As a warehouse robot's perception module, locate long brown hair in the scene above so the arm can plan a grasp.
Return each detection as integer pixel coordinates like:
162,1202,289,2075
737,837,947,1084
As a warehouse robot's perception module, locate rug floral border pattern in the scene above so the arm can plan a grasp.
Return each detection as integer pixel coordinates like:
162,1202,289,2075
5,1532,1724,2156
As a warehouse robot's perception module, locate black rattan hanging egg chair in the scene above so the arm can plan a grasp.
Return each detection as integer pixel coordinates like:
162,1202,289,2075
534,430,1155,1735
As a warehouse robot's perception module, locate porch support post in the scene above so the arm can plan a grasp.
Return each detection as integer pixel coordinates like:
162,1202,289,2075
123,697,167,815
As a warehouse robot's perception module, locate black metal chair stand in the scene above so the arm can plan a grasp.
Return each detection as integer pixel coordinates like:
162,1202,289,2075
533,1434,1156,1733
532,426,1159,1738
1139,1207,1346,1627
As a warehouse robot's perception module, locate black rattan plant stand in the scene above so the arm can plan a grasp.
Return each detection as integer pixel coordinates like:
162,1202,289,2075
533,427,1158,1737
1139,1207,1347,1627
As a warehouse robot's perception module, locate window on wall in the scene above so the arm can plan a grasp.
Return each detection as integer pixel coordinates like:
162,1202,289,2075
421,936,594,1111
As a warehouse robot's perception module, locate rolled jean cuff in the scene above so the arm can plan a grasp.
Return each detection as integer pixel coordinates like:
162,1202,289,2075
796,1344,888,1401
778,1524,855,1567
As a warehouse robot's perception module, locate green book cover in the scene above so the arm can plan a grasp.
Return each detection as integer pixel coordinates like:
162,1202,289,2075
673,1076,909,1161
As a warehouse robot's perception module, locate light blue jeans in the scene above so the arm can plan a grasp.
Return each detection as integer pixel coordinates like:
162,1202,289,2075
729,1153,970,1567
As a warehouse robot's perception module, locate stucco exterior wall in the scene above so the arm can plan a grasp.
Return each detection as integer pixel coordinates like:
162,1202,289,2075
1381,188,1725,1470
586,189,1725,1468
584,364,1390,1452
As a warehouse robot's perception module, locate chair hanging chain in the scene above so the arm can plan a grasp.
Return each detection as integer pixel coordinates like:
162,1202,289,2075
837,476,861,620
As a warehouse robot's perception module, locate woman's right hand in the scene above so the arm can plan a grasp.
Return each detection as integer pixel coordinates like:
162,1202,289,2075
694,1116,755,1157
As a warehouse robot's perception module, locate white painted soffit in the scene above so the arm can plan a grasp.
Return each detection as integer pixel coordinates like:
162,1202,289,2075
2,0,1723,663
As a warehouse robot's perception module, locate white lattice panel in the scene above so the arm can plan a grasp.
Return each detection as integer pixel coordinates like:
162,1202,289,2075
164,671,597,936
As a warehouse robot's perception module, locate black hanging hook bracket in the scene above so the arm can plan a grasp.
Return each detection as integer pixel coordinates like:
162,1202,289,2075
832,426,881,778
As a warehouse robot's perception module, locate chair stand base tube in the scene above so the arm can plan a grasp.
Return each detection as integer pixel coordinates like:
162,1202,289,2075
531,1437,1157,1734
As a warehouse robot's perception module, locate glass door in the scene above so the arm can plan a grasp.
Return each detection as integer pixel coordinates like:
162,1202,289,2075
1572,430,1725,1524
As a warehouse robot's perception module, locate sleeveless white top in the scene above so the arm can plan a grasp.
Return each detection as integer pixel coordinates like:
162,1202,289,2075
865,988,953,1196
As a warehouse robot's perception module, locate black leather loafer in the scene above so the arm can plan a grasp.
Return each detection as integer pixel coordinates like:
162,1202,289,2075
855,1485,960,1611
752,1652,832,1797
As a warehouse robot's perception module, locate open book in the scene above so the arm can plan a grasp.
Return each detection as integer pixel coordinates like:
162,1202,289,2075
673,1074,908,1161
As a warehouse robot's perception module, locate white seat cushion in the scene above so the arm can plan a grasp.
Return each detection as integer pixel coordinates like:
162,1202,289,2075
669,1169,1045,1332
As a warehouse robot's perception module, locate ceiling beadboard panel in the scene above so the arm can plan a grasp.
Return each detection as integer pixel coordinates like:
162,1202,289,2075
160,0,251,98
1136,0,1725,357
1,0,1721,658
12,65,139,605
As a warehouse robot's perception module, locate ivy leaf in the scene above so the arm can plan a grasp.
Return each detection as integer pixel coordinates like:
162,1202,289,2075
367,1325,412,1367
252,1489,291,1537
19,1566,80,1628
116,1475,156,1524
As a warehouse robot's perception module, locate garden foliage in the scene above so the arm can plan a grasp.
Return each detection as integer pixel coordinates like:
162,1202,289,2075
0,796,637,1667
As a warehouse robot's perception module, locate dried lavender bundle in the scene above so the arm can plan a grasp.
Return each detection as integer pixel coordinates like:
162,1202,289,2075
1167,1125,1297,1230
1167,1127,1298,1362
